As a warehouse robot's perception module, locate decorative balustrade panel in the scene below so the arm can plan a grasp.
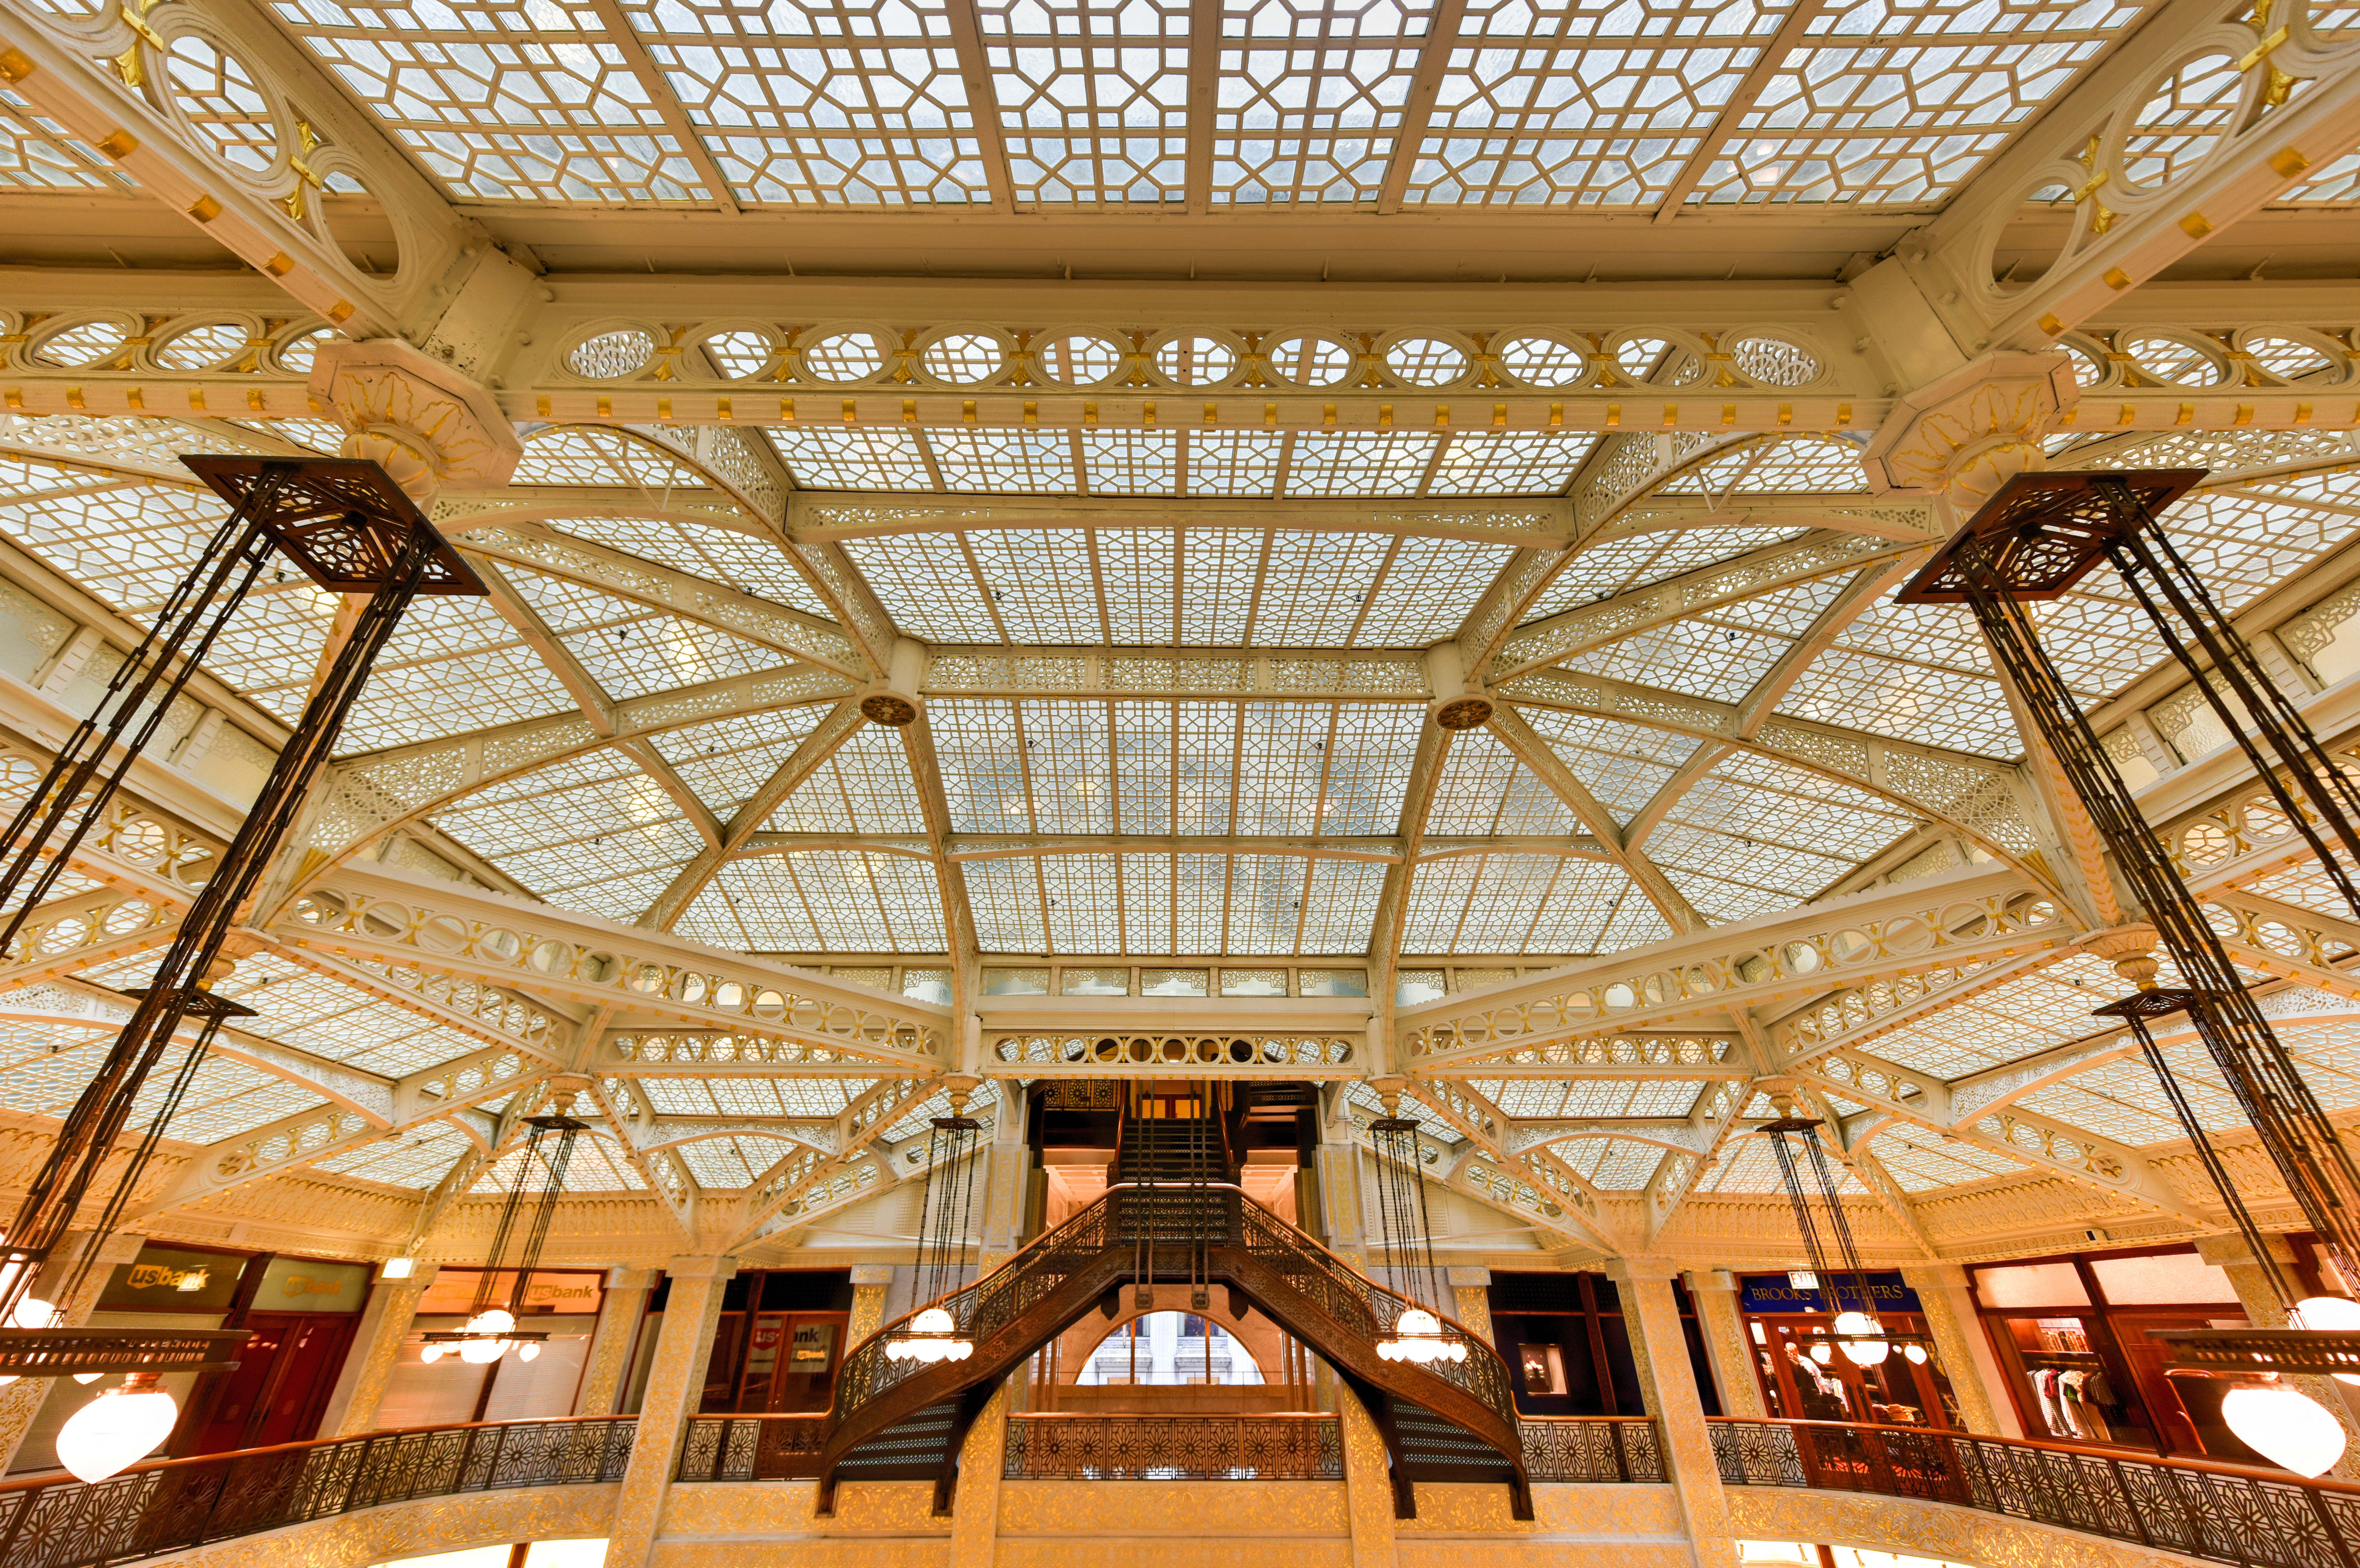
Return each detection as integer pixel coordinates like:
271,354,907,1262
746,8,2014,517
0,1416,633,1568
1519,1418,1666,1483
677,1415,828,1481
1710,1419,2360,1568
1002,1414,1343,1481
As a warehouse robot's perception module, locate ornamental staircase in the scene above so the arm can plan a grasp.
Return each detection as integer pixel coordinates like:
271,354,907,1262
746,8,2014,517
814,1086,1529,1520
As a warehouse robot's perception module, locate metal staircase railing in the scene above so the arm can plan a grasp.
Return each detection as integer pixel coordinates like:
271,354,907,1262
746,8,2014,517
821,1182,1526,1517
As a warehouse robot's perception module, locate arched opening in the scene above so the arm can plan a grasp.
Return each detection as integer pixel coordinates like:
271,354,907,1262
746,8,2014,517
1075,1311,1265,1387
1027,1284,1323,1415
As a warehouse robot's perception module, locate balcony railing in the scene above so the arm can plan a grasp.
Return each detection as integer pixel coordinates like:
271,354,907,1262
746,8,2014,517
1520,1417,1666,1483
1710,1417,2360,1568
677,1414,828,1481
0,1415,635,1568
1002,1413,1342,1480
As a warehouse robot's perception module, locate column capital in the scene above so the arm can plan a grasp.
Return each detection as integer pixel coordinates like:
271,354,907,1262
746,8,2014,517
2194,1232,2298,1267
1900,1262,1971,1288
1608,1255,1681,1284
606,1267,660,1291
310,338,522,501
382,1259,439,1286
663,1255,740,1281
1445,1265,1491,1287
1685,1267,1740,1293
850,1264,896,1286
1859,350,2079,514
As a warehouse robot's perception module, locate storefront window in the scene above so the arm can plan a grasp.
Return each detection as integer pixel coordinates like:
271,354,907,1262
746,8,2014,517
380,1267,606,1427
699,1269,853,1413
1970,1245,2255,1463
1736,1272,1961,1429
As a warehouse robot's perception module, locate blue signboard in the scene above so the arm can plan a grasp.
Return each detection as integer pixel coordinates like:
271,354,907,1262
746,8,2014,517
1738,1271,1922,1315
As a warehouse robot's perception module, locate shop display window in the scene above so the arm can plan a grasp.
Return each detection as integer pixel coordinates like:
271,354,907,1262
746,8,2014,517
1736,1272,1961,1429
1970,1244,2266,1464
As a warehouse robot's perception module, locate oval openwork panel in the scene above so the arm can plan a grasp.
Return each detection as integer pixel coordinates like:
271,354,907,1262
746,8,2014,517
568,328,657,379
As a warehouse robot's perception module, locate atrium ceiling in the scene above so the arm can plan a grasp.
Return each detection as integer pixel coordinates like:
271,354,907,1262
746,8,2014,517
0,0,2356,1274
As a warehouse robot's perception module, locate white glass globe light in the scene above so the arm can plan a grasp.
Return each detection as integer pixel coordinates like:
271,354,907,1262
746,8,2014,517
2222,1381,2346,1477
886,1306,971,1364
1903,1344,1928,1365
2294,1295,2360,1385
420,1345,445,1364
1832,1309,1889,1366
1378,1308,1469,1365
57,1375,178,1483
460,1308,516,1363
1810,1342,1833,1365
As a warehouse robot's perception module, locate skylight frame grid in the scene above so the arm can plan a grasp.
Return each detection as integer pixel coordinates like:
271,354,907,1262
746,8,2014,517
842,531,1002,642
1559,617,1797,703
966,529,1105,641
1407,0,1795,208
1427,432,1597,495
1514,707,1702,824
1018,699,1117,833
1284,433,1438,498
1176,528,1265,641
980,0,1192,203
270,0,718,204
220,950,499,1077
537,514,833,618
1097,528,1180,644
1211,0,1435,205
1082,433,1179,497
931,430,1084,494
1188,433,1284,497
769,427,938,489
0,98,135,191
933,695,1036,832
633,0,993,207
650,703,838,818
768,723,925,832
1774,646,2015,757
309,1119,477,1188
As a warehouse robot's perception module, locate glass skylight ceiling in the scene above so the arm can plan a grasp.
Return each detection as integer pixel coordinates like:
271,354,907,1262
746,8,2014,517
5,388,2360,1222
248,0,2167,210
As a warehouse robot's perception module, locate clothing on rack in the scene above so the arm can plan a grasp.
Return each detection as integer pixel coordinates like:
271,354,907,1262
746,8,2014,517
2032,1367,2084,1438
2058,1368,2114,1442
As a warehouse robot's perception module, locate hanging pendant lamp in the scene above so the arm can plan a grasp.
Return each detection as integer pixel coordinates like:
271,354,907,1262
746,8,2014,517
1758,1104,1929,1372
885,1087,981,1365
419,1101,586,1367
1367,1090,1467,1365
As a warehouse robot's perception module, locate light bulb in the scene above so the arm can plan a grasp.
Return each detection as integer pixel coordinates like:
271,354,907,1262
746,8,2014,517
73,1372,100,1385
519,1343,540,1362
465,1309,516,1335
9,1296,55,1330
421,1345,444,1364
2222,1381,2346,1477
1832,1310,1877,1336
1810,1342,1833,1365
460,1337,507,1364
57,1375,177,1483
2294,1296,2360,1386
1396,1308,1442,1337
1903,1344,1928,1365
913,1307,955,1333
